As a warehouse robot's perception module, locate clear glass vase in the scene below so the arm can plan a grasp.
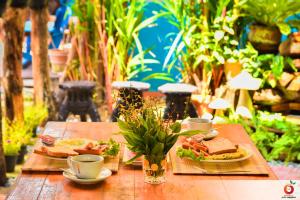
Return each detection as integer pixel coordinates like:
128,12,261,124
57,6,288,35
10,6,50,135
143,155,167,184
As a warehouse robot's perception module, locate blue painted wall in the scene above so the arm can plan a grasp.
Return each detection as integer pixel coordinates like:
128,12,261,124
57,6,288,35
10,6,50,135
131,3,181,91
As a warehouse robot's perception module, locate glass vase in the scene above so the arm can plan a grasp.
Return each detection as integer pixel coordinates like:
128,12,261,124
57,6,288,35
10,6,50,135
143,155,167,184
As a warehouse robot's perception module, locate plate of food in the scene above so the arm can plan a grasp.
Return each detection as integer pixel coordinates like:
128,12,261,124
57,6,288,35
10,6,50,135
34,136,120,160
176,137,252,163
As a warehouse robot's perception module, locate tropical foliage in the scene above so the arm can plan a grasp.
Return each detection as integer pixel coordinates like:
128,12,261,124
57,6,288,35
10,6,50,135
243,54,297,88
223,111,300,162
157,0,241,96
239,0,300,34
69,0,168,112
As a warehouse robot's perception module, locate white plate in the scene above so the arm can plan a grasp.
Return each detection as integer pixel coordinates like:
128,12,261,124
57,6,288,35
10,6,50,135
182,146,253,163
182,128,219,140
63,168,112,185
43,155,68,161
203,129,219,140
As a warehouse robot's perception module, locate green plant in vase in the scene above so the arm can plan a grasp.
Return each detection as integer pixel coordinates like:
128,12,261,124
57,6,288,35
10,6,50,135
118,99,198,184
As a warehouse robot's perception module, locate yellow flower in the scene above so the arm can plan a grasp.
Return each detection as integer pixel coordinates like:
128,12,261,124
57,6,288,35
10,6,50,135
151,164,158,171
161,159,167,168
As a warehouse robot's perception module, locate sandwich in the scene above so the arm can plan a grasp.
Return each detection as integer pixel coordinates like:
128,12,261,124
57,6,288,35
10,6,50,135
34,146,78,158
178,137,246,160
202,137,238,155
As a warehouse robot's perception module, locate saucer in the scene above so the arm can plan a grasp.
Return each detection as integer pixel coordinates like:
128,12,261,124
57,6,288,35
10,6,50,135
203,129,219,140
63,168,112,185
183,128,219,140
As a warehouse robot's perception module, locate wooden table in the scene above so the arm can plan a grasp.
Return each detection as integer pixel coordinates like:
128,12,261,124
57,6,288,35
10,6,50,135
7,122,278,200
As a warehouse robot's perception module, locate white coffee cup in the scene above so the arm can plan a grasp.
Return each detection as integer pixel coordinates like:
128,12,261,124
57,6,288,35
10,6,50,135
187,118,212,134
67,154,104,179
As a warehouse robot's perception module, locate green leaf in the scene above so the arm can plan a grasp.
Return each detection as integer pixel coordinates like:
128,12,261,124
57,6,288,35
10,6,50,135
214,30,225,41
142,73,175,82
178,130,202,136
157,131,166,142
134,13,167,33
117,119,131,132
170,122,181,133
151,142,164,155
212,51,225,64
163,30,183,69
277,23,291,35
125,152,143,164
176,147,204,161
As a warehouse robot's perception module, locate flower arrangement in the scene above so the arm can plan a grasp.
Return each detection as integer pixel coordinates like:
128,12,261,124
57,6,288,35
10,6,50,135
118,98,198,184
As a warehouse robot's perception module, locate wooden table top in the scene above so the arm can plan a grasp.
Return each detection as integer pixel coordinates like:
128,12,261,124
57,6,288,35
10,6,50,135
7,122,278,200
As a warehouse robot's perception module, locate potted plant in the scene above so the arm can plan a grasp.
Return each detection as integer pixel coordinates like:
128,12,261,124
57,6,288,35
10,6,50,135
239,0,300,53
3,117,34,164
118,100,198,184
3,139,20,172
15,123,32,164
48,48,69,73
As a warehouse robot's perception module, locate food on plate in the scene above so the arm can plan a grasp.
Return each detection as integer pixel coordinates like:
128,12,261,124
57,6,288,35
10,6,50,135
34,137,120,158
34,146,79,158
205,148,247,160
202,137,237,155
55,138,97,148
47,146,79,158
33,146,48,156
73,142,108,155
176,137,247,161
38,135,56,146
98,139,120,157
190,134,205,142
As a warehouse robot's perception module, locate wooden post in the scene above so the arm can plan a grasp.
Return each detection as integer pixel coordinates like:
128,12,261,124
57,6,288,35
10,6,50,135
0,85,7,186
2,5,26,122
30,0,57,120
30,7,45,105
0,90,7,186
0,18,7,186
